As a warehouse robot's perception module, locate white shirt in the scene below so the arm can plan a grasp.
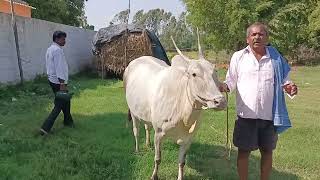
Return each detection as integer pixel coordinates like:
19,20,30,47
46,43,69,84
225,46,286,120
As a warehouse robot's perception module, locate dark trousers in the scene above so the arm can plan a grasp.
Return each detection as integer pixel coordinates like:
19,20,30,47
41,81,73,132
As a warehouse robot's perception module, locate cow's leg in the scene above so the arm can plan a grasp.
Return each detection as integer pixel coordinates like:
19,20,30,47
131,115,140,152
151,129,163,180
177,141,192,180
144,124,151,148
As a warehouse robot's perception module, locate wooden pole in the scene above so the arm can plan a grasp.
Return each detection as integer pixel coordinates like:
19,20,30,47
128,0,130,22
10,0,24,84
124,0,131,67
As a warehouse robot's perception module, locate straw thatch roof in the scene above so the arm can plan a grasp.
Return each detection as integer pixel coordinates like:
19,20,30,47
92,24,169,78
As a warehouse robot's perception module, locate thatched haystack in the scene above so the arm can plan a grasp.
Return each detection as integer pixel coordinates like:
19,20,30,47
92,24,170,78
99,30,152,76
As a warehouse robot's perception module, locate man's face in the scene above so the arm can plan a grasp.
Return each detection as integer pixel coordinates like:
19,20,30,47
56,37,66,46
246,26,268,50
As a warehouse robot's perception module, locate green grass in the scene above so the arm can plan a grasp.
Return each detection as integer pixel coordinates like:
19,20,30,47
0,67,319,180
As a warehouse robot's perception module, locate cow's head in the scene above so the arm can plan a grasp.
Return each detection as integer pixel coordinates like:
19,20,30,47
171,30,227,110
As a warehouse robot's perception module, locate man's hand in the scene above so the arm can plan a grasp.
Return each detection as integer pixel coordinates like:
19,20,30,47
219,83,230,93
283,83,298,96
60,83,67,91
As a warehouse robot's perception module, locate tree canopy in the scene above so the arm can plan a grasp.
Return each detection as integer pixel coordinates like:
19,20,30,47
110,8,195,50
24,0,93,29
183,0,320,56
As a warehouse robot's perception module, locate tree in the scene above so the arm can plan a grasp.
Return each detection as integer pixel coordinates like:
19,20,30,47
125,9,171,36
183,0,263,52
183,0,319,56
160,12,195,50
132,10,146,27
131,9,194,49
308,1,320,49
110,9,130,25
268,2,309,55
24,0,92,28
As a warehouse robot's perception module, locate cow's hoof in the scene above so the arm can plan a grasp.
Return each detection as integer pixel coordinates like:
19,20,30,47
151,174,158,180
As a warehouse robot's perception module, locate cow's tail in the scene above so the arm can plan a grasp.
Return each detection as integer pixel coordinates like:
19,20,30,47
128,109,132,122
123,66,128,92
123,65,131,126
125,109,132,128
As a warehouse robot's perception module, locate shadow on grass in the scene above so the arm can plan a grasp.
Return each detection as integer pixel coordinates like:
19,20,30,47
186,142,299,180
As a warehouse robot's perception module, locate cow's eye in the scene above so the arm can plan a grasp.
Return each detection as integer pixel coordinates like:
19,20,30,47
192,73,196,77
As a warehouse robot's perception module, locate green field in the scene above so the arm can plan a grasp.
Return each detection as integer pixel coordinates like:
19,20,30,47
0,66,319,180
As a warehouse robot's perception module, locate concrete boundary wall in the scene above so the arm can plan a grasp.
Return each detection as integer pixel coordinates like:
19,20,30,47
0,12,96,84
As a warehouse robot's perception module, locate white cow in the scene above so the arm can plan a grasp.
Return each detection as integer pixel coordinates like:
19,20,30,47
123,36,227,180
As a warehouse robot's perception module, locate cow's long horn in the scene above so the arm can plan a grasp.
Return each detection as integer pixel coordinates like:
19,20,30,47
197,27,205,60
171,36,189,60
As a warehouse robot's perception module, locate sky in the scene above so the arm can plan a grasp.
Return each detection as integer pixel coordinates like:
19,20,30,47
84,0,186,30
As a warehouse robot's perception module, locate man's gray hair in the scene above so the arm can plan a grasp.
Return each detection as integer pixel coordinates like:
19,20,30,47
246,22,269,37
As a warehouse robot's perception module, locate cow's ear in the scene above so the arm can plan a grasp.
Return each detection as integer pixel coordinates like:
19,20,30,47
171,55,189,68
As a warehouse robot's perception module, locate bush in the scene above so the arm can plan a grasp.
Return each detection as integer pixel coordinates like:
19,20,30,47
289,46,320,66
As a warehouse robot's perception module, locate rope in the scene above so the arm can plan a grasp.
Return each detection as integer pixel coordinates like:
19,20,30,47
224,91,232,160
186,78,232,158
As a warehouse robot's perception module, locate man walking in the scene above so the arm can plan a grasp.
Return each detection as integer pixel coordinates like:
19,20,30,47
220,22,298,180
40,30,74,135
